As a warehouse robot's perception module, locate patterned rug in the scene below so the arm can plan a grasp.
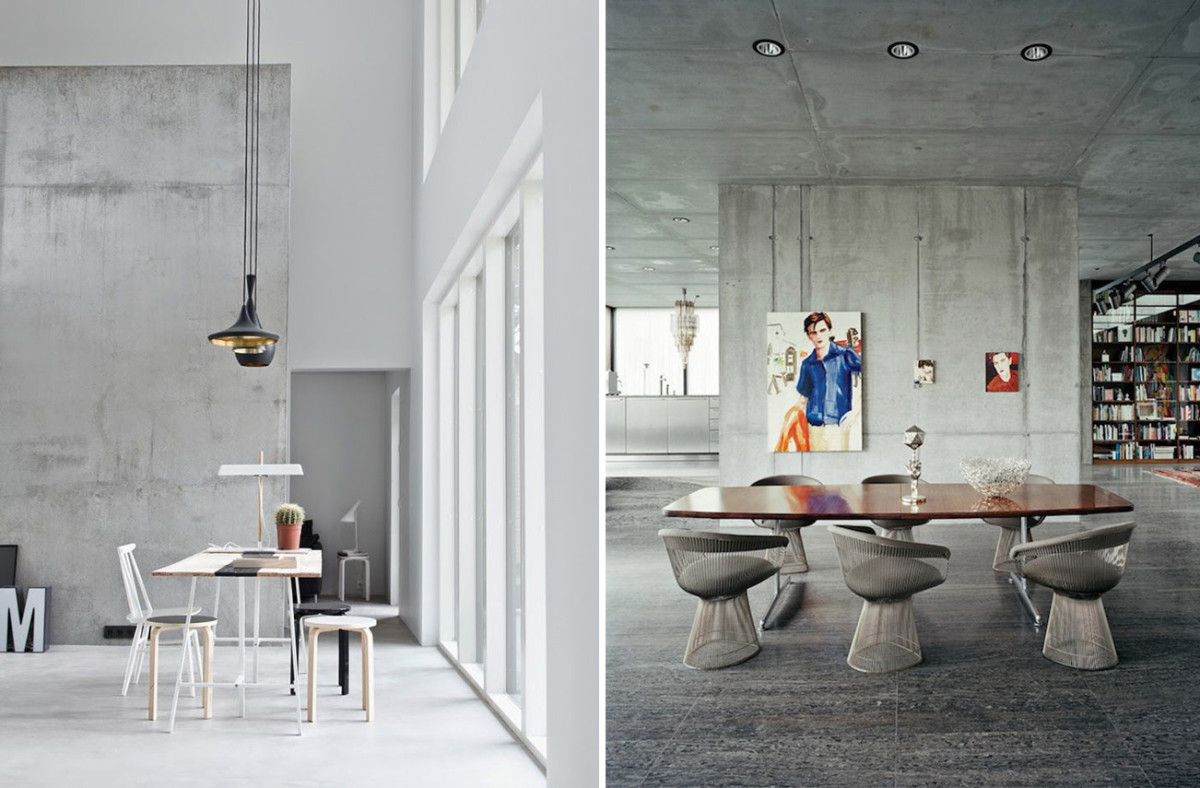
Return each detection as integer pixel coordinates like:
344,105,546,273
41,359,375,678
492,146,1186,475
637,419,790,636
1150,468,1200,487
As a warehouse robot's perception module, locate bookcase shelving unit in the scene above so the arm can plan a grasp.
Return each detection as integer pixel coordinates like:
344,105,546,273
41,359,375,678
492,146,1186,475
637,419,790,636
1092,289,1200,463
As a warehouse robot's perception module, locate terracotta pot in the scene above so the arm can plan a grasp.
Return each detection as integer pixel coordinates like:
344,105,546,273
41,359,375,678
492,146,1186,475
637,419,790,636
276,522,301,551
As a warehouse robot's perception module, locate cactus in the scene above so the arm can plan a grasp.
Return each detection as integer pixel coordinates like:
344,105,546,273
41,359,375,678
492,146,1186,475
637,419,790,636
274,502,305,525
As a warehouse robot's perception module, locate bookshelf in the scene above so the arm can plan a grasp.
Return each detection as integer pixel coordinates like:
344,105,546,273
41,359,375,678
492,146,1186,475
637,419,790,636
1092,289,1200,463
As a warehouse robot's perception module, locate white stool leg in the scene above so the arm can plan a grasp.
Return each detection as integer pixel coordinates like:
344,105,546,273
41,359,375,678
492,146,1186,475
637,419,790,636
307,627,321,723
364,559,370,602
361,628,374,721
148,627,160,721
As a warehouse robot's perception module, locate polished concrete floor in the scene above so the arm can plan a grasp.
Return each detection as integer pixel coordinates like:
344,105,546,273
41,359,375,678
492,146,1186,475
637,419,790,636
606,464,1200,787
0,605,544,787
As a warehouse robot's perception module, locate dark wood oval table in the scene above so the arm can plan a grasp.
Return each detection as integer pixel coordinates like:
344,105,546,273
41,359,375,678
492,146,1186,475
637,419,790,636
663,483,1134,626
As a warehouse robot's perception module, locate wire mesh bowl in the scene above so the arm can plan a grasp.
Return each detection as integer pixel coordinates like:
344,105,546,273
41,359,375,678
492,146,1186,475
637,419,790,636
960,457,1031,498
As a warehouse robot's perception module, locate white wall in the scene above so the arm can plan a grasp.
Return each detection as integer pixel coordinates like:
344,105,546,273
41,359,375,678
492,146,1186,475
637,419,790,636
414,1,601,784
290,372,394,599
0,0,414,371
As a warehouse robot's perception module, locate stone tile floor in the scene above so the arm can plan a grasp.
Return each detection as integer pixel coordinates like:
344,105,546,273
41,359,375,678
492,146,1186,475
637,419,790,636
606,466,1200,787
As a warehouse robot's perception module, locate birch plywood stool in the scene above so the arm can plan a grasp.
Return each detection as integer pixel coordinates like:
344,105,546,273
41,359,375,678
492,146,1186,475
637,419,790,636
305,615,376,722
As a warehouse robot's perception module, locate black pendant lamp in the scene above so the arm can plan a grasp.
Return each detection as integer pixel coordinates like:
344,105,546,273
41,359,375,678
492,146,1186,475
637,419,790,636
208,0,279,365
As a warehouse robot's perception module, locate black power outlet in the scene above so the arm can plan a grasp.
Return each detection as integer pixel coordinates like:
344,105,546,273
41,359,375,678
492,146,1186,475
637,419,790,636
103,625,137,639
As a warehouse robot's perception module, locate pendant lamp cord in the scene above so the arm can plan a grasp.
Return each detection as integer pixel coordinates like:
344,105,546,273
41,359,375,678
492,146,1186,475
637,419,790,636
252,0,261,289
241,0,252,303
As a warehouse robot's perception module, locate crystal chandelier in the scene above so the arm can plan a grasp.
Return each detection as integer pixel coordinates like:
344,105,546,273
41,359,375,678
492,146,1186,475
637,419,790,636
671,288,698,368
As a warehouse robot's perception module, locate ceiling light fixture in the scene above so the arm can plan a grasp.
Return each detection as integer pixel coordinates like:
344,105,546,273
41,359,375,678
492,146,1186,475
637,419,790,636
672,288,698,394
753,39,785,57
888,41,919,59
642,265,656,272
672,216,690,224
208,0,279,368
709,245,720,252
1020,43,1052,61
605,245,615,251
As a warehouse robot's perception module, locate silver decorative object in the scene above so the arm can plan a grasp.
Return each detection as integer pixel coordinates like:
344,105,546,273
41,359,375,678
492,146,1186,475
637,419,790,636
902,425,926,504
960,457,1032,497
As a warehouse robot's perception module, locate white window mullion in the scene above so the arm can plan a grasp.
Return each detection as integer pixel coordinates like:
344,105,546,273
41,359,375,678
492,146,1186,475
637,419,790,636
456,276,478,664
483,236,508,692
519,178,547,741
437,301,458,650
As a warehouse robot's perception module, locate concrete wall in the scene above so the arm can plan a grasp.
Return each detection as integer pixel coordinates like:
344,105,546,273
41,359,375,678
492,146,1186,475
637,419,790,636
719,184,1081,485
0,0,413,371
414,0,601,782
290,372,394,600
0,65,290,644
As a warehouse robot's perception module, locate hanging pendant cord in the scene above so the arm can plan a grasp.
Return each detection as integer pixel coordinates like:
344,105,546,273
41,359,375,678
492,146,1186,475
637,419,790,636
241,0,252,303
252,0,262,287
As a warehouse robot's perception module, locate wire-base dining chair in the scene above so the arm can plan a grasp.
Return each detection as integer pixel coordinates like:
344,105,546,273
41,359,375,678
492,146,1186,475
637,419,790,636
659,528,787,669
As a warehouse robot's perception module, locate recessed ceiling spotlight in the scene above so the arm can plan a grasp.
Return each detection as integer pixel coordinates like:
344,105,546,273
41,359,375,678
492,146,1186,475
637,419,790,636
753,39,785,57
1021,43,1052,61
709,245,720,252
888,41,918,59
605,245,615,251
642,265,656,272
672,216,690,224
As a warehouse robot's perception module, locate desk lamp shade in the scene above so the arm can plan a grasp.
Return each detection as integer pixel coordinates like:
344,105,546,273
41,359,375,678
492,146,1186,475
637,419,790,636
218,457,304,546
340,501,362,553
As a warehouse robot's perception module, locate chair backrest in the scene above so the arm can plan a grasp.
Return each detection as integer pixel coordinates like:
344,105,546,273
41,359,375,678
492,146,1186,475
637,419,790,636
117,544,152,622
827,524,951,571
752,474,822,487
659,528,789,597
1011,521,1136,564
861,474,926,485
982,474,1054,526
0,545,16,586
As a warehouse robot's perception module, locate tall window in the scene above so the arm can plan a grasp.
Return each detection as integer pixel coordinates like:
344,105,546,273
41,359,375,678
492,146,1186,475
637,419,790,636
505,222,523,702
435,158,545,762
612,307,720,395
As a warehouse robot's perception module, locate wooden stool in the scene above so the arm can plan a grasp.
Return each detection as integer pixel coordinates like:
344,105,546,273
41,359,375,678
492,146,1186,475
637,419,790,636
291,601,351,695
337,551,370,601
146,614,216,721
305,615,375,722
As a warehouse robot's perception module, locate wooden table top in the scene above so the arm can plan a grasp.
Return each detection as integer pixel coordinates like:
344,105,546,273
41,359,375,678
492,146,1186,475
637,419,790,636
153,549,323,578
662,483,1134,521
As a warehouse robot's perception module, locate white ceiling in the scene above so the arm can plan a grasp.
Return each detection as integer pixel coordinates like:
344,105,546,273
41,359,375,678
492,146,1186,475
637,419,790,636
606,0,1200,307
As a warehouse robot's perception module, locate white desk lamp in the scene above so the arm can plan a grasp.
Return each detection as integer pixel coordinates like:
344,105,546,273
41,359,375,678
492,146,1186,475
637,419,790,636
218,450,304,547
340,501,364,555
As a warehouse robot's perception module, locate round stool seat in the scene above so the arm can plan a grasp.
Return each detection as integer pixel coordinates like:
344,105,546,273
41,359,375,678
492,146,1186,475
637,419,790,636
305,615,375,630
145,614,217,626
295,601,350,616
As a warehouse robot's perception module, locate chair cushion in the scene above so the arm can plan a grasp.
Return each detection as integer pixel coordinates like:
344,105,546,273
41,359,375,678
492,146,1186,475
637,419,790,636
1021,554,1123,596
844,557,944,601
677,555,778,598
145,614,217,626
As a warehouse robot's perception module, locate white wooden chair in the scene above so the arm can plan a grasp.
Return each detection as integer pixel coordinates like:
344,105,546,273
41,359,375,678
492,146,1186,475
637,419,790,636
117,544,217,718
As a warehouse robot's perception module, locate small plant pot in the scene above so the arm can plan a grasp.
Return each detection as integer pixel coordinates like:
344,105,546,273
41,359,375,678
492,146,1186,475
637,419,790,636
276,522,302,551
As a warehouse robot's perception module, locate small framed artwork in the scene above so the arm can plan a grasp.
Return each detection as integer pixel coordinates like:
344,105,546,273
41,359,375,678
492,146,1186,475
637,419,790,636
985,351,1020,392
1137,401,1160,420
913,359,934,386
1190,368,1200,382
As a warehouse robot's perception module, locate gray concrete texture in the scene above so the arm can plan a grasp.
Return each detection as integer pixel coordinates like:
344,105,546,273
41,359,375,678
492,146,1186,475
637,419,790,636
606,0,1200,306
0,66,291,644
719,184,1081,486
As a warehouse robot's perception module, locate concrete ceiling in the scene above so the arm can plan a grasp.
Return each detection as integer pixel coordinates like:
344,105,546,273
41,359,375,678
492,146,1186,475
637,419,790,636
606,0,1200,307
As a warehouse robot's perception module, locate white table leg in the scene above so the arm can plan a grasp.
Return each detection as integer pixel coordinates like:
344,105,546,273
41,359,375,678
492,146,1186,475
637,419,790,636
166,577,197,733
286,577,302,735
253,576,261,683
238,577,247,718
